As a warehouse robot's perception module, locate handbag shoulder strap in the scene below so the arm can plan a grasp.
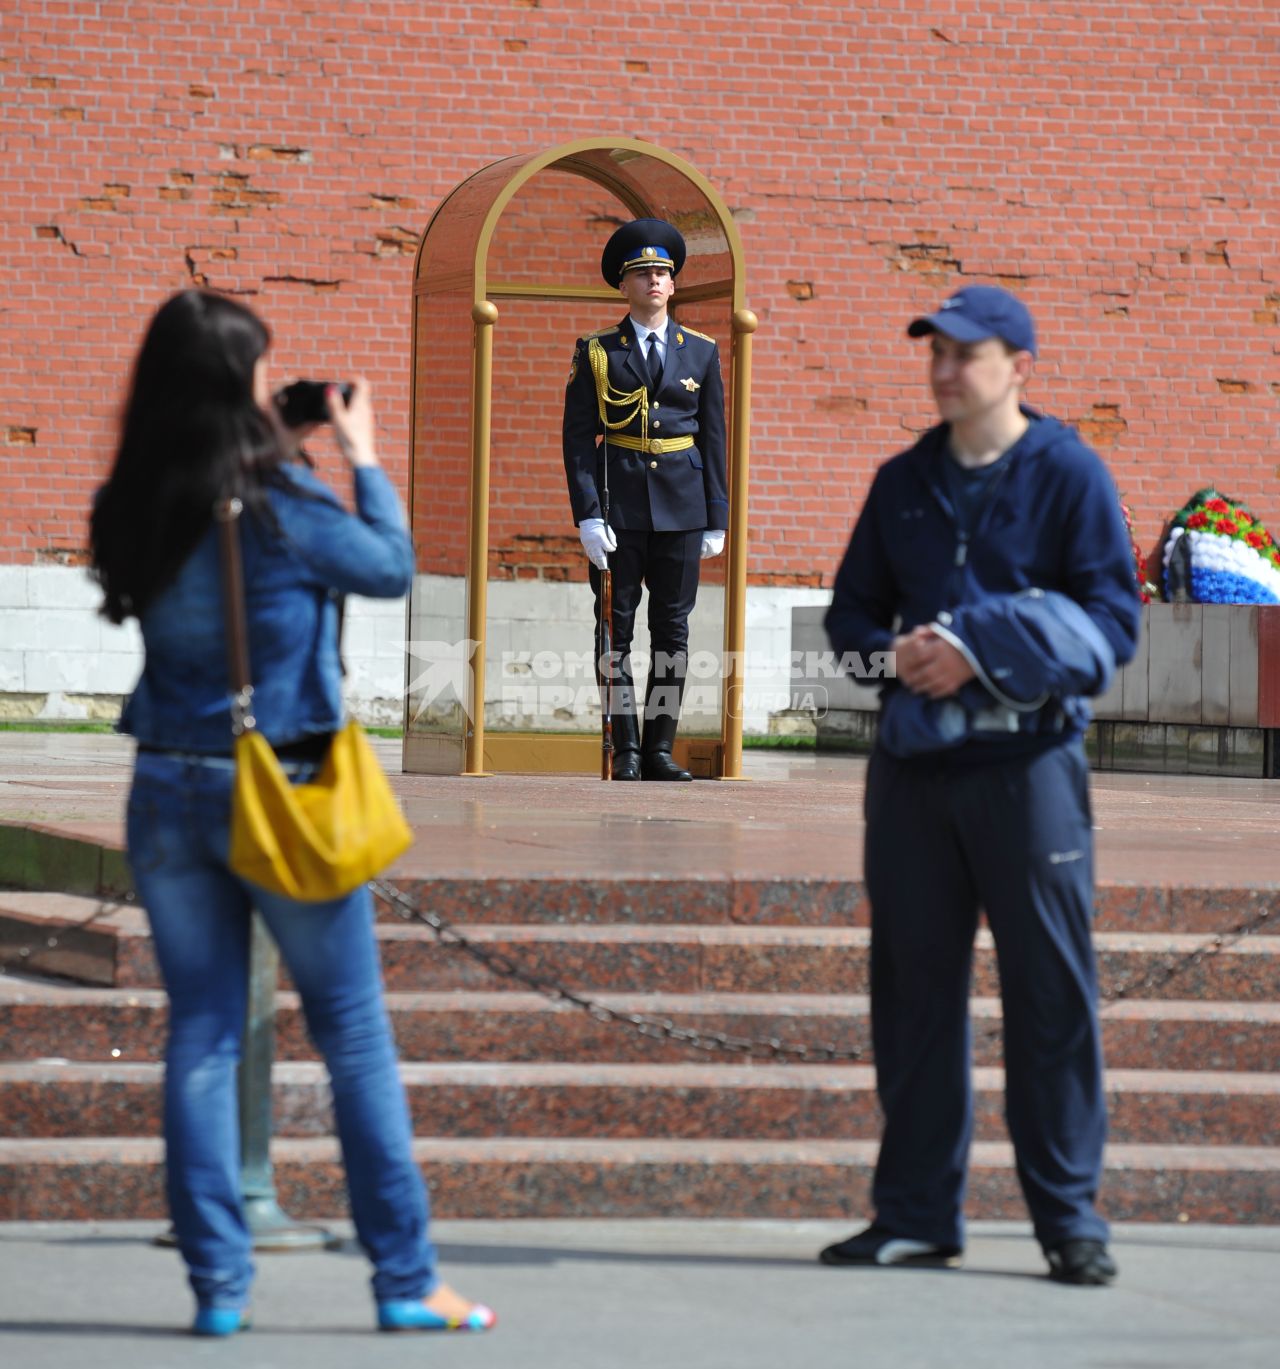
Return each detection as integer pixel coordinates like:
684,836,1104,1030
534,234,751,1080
214,497,256,734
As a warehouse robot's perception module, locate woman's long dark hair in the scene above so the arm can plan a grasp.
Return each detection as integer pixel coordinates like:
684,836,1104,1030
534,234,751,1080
90,290,285,623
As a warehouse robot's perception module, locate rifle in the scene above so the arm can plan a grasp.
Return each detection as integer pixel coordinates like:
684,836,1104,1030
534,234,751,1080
583,337,642,784
598,447,613,781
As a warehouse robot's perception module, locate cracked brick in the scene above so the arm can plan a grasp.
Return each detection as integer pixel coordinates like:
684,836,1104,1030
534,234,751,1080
1076,404,1128,447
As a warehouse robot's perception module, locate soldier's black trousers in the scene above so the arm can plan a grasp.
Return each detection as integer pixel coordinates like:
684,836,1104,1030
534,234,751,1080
590,528,702,704
863,739,1109,1252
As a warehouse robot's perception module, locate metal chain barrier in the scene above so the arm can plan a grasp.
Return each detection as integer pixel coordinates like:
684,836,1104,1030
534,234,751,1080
370,878,864,1062
1099,903,1272,1006
369,879,1274,1065
970,901,1274,1048
5,883,1270,1063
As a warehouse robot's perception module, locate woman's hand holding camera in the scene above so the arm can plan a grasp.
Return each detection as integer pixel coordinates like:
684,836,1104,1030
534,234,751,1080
327,377,378,469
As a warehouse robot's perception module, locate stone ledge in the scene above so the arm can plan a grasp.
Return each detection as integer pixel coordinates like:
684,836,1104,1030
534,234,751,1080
4,1060,1277,1146
2,1137,1277,1222
792,604,1280,777
5,985,1277,1072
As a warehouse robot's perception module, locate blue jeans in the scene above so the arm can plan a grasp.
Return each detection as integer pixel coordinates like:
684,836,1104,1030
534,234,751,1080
127,750,437,1310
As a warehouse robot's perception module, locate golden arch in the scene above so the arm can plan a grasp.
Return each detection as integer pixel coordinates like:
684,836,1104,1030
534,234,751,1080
404,138,755,778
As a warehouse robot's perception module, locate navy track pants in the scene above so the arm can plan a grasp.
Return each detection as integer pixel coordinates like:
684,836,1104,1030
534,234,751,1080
863,739,1109,1250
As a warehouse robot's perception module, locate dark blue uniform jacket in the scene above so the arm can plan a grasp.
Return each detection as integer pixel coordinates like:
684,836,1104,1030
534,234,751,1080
562,318,728,534
826,410,1141,761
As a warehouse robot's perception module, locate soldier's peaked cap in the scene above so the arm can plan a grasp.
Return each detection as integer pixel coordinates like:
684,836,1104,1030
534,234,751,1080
601,219,686,288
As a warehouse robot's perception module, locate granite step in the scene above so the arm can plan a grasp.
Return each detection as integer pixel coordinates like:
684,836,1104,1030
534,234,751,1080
3,979,1279,1073
371,924,1280,1003
376,878,1277,934
5,1060,1279,1148
3,1136,1276,1224
4,896,1278,1001
1,852,1271,933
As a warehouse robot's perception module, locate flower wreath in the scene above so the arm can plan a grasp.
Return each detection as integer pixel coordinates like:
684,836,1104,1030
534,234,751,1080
1118,497,1155,604
1160,488,1280,605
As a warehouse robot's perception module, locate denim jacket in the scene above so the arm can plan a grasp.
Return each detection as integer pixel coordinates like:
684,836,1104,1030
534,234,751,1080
119,463,413,754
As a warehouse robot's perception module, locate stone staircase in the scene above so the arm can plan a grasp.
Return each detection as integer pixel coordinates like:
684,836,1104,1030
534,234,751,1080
2,861,1278,1225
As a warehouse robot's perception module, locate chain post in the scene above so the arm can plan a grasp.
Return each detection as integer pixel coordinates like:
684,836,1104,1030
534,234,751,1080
237,912,335,1249
153,912,335,1251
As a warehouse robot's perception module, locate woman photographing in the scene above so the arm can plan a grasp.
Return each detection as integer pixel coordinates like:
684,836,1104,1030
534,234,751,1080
90,289,495,1338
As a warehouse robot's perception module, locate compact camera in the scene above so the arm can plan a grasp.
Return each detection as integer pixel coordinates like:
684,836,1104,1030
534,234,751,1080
273,380,355,428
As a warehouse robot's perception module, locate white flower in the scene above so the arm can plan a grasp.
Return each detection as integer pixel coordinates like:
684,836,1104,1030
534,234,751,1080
1166,526,1280,601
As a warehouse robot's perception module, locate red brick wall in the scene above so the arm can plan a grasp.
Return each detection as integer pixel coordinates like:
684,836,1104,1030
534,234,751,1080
4,1,1278,584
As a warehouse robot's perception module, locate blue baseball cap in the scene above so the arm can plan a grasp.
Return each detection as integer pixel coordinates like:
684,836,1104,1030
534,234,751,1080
907,285,1037,357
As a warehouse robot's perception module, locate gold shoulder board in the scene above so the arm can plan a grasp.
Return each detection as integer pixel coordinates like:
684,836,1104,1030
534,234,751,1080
583,325,620,340
678,325,716,343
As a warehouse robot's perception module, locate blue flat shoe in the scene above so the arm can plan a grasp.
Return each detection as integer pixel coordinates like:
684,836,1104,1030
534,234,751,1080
377,1298,496,1332
192,1306,251,1337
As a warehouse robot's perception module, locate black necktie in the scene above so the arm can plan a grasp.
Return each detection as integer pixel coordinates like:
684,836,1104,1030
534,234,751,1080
646,332,662,388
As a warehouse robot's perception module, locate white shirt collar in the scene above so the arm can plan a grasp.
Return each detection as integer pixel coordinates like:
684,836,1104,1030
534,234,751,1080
629,316,667,345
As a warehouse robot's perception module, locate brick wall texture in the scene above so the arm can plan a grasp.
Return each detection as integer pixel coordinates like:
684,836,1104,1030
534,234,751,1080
3,1,1278,586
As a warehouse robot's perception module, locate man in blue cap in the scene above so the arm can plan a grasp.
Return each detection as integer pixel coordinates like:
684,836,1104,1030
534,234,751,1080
822,285,1141,1284
563,218,727,781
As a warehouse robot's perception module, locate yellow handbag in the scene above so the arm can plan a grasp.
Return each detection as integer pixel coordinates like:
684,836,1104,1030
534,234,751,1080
216,497,412,902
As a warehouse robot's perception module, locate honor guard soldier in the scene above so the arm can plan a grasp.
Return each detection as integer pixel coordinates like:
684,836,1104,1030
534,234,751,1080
563,218,728,780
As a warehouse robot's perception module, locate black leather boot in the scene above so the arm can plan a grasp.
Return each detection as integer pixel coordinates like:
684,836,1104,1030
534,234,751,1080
610,708,641,780
641,659,692,781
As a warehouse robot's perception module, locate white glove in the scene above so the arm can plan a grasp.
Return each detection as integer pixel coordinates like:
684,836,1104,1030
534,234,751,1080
579,517,617,569
700,530,726,559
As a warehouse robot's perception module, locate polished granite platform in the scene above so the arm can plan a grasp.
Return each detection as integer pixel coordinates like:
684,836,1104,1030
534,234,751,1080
1,732,1277,1225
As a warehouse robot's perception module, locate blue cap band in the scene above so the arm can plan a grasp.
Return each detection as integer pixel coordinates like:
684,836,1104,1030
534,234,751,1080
621,245,674,273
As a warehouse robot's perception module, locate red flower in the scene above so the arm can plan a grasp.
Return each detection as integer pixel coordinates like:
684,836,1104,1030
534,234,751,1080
1234,509,1253,525
1247,531,1266,549
1204,498,1229,513
1217,520,1239,535
1185,512,1209,529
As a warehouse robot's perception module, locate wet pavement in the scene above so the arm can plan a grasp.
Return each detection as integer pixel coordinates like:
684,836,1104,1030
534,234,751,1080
0,732,1277,889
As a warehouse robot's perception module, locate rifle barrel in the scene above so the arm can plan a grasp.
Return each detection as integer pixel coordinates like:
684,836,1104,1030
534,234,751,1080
600,565,613,781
